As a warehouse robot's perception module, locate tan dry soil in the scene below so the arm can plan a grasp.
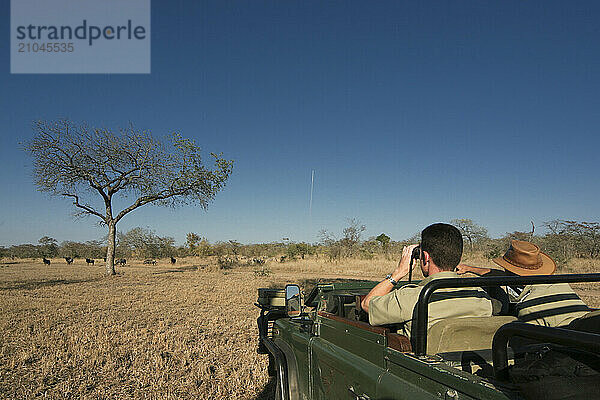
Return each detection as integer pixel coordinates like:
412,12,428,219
0,256,598,399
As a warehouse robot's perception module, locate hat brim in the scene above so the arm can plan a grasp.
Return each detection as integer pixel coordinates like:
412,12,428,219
492,251,556,276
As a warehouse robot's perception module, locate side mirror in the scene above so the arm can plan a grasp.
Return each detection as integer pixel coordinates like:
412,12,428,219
285,284,302,317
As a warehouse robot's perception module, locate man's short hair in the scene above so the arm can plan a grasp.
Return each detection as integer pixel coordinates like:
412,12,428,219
421,223,463,271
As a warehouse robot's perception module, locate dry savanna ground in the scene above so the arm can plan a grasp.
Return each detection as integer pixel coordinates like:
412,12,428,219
0,255,598,399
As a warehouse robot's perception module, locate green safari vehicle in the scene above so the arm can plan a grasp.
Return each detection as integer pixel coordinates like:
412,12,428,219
256,274,600,400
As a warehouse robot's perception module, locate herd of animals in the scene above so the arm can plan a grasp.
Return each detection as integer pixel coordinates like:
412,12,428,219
40,256,177,265
40,255,282,266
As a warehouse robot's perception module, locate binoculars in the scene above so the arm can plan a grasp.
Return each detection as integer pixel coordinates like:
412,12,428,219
408,245,421,282
411,245,421,262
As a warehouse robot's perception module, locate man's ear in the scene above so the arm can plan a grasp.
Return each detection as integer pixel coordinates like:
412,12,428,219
420,250,430,277
422,250,430,265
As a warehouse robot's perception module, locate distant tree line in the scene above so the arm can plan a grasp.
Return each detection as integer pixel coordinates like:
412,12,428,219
452,218,600,266
2,219,599,269
0,228,178,260
313,218,600,266
184,233,316,260
1,236,105,259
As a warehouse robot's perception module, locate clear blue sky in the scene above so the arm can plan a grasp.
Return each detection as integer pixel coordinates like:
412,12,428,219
1,1,599,246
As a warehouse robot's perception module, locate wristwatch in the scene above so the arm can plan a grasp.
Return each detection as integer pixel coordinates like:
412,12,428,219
385,274,398,286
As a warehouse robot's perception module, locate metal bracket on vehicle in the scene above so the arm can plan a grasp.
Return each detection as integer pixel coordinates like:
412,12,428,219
348,386,370,400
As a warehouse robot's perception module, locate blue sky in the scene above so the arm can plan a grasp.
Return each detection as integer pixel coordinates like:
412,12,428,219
1,1,599,246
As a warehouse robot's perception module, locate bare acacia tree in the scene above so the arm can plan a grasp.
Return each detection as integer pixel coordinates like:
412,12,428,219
543,219,600,259
24,120,234,275
451,218,489,251
319,218,366,259
341,218,366,255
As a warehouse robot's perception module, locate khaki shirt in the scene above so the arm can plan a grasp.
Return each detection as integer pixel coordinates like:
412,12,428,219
515,283,590,327
368,271,493,338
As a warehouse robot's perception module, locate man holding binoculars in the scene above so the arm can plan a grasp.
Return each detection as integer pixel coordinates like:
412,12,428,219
361,223,493,338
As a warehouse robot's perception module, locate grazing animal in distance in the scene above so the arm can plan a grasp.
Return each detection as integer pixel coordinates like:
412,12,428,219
143,259,157,265
43,258,51,265
115,258,126,265
86,258,94,265
170,257,176,264
65,257,74,265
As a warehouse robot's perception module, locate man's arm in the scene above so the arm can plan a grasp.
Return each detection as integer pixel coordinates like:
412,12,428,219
455,264,491,276
361,244,417,312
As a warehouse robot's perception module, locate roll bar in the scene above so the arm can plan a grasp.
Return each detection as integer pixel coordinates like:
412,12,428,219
412,273,600,356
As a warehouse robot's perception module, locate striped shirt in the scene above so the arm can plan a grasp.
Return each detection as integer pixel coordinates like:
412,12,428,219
368,271,494,338
515,283,591,327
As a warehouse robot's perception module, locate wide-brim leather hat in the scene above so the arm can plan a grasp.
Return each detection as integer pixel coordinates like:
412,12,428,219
493,240,556,276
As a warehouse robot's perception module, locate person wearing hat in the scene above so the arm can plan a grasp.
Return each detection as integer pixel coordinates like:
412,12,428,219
457,240,591,327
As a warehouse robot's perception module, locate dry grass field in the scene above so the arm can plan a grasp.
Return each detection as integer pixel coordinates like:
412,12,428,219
1,255,598,399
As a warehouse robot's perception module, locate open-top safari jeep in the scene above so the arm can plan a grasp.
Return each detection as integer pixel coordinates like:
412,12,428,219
256,274,600,400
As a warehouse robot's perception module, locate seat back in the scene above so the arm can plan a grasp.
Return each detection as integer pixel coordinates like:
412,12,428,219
427,316,517,354
568,309,600,334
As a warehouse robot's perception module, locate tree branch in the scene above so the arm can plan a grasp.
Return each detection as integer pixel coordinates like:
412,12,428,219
62,193,106,221
114,187,194,223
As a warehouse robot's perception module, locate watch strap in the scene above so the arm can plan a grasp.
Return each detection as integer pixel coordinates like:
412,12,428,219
385,274,398,286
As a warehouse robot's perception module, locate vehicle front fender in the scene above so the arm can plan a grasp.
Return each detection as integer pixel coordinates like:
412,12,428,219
273,338,301,400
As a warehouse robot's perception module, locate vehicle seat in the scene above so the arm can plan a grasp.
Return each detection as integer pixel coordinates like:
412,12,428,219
428,316,517,354
567,309,600,334
427,316,517,376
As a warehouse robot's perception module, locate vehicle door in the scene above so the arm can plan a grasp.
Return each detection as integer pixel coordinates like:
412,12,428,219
309,311,387,400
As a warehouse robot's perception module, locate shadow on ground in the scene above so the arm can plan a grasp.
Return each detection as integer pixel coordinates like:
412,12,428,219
299,277,374,290
0,277,103,291
254,377,276,400
152,265,207,275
